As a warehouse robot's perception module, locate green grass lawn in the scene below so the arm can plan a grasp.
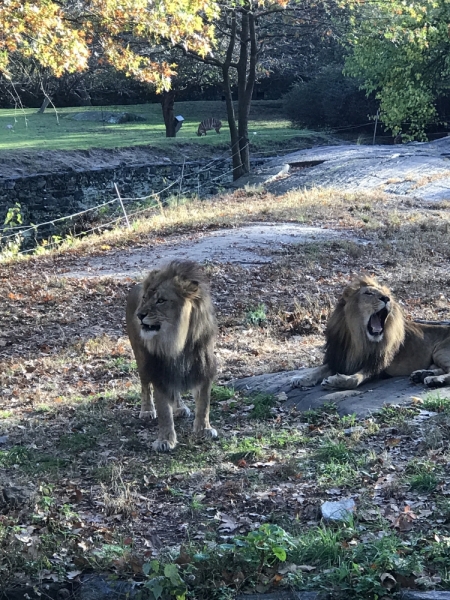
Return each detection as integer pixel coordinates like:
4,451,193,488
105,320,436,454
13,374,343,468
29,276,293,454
0,100,323,154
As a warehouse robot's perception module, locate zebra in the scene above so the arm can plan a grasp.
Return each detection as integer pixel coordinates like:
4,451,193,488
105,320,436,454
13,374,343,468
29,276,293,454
197,117,222,136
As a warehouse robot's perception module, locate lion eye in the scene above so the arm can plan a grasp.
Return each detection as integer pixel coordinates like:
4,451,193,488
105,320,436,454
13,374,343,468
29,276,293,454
156,298,166,304
364,291,374,296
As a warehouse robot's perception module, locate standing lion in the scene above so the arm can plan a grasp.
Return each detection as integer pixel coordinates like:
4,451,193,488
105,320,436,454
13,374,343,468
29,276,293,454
126,260,218,451
291,275,450,390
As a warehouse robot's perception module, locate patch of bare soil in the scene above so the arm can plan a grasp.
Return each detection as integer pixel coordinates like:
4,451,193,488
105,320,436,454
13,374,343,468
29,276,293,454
1,190,450,594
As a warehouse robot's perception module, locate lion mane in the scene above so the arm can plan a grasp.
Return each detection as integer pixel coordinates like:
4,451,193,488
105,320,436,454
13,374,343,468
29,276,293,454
324,275,405,378
126,260,218,451
292,275,450,390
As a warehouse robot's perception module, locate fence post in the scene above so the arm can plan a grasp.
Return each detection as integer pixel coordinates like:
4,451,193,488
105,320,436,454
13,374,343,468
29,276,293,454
372,110,379,145
114,183,131,229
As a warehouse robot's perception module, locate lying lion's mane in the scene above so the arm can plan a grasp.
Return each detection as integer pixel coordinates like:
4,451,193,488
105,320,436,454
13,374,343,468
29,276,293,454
323,276,406,377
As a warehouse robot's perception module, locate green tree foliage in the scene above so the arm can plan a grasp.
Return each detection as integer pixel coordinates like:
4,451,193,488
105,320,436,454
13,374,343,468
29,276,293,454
343,0,450,139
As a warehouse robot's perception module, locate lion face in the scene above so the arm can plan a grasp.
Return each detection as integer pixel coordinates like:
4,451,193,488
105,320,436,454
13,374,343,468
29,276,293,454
347,283,391,343
324,275,405,377
137,276,194,354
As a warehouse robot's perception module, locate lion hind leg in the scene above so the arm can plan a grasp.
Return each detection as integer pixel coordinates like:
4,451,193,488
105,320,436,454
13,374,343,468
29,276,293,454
291,364,332,388
193,381,218,439
173,393,191,419
321,372,368,390
152,389,177,452
139,383,157,420
422,349,450,387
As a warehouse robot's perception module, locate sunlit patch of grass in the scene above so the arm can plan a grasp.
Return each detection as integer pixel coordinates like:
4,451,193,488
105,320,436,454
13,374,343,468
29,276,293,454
211,385,235,402
0,101,317,153
405,459,440,492
317,459,360,487
377,404,419,425
315,439,352,463
422,393,450,413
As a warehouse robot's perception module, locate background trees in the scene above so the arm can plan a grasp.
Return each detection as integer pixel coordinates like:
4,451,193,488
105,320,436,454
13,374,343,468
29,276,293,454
0,0,216,89
343,0,450,140
178,0,341,178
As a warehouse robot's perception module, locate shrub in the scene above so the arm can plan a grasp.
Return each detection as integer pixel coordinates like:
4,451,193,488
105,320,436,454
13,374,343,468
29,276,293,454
283,64,377,129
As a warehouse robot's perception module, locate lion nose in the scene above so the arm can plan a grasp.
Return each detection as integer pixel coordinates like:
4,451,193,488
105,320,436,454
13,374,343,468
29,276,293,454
380,295,390,304
137,312,146,322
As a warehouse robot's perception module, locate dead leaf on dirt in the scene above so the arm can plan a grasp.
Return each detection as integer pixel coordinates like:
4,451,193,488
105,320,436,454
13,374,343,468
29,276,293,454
67,570,82,580
218,513,239,532
385,438,401,447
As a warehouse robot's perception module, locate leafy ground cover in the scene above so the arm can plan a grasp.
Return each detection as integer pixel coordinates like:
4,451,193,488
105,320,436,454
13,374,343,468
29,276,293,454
1,187,450,597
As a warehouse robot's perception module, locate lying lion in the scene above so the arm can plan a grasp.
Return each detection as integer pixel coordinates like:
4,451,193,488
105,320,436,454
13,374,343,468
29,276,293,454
291,275,450,390
126,260,218,451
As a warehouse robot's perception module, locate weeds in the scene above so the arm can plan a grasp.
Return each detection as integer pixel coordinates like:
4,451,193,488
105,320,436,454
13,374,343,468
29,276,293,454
246,304,267,326
422,392,450,413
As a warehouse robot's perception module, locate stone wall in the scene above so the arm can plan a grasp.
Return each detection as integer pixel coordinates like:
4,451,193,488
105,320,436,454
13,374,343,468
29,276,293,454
0,158,231,234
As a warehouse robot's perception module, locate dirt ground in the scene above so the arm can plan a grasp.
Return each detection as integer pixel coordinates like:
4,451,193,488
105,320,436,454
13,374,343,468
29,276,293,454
1,187,450,595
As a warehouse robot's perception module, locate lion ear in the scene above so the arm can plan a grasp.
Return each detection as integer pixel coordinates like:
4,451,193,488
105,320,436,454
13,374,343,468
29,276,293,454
143,269,160,286
174,276,201,299
342,282,360,301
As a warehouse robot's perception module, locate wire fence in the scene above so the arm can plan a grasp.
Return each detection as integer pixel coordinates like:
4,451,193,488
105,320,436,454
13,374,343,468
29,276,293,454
0,140,255,254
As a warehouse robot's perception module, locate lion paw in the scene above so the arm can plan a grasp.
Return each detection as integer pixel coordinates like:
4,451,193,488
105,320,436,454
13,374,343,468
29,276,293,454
195,427,218,439
152,438,177,452
291,375,314,388
410,370,435,384
139,409,157,420
321,373,359,390
173,405,191,419
424,374,449,388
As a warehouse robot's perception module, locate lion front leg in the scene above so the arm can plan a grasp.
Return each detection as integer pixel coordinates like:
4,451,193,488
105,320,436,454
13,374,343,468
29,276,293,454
321,372,368,390
410,368,444,385
291,364,332,388
193,381,218,440
139,383,157,420
152,388,177,452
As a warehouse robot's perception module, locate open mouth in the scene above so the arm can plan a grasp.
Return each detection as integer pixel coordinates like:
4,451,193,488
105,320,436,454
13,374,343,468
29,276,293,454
367,307,389,338
142,324,161,332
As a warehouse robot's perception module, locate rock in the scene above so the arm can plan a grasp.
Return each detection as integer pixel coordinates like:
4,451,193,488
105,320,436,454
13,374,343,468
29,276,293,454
232,370,428,418
344,426,365,436
401,593,450,600
321,498,356,521
234,137,450,203
236,593,321,600
0,484,35,512
71,111,146,123
78,575,139,599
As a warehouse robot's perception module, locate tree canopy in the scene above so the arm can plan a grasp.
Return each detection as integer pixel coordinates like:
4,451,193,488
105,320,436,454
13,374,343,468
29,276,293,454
343,0,450,139
0,0,217,91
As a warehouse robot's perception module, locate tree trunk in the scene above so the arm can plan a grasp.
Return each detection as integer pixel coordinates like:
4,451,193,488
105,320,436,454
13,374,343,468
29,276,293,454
222,10,245,180
236,5,257,176
37,96,51,114
161,90,176,137
75,84,92,106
